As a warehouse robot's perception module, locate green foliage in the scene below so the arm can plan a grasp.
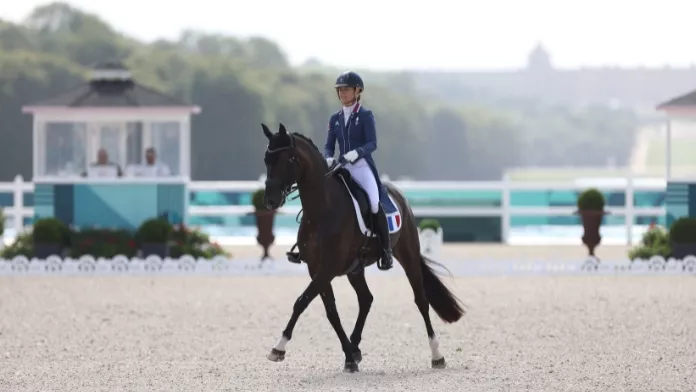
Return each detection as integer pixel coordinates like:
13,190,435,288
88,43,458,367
252,188,268,211
32,218,66,243
0,3,640,182
170,224,228,258
628,226,671,260
71,228,136,258
0,232,33,258
577,188,606,211
1,222,230,259
136,218,172,243
418,219,441,231
668,217,696,244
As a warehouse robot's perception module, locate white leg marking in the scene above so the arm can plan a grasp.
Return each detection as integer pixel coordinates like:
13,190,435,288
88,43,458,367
429,336,443,360
274,336,289,351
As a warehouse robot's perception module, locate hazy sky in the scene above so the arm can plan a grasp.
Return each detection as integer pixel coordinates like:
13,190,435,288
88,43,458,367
1,0,692,71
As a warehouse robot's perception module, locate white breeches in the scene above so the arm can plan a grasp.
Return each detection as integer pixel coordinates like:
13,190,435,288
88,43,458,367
346,159,379,213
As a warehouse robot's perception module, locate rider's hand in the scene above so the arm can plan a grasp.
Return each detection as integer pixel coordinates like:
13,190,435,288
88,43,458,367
326,157,335,166
342,150,359,163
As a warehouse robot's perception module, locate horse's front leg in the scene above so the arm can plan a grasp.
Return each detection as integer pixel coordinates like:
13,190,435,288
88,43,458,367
320,283,360,372
346,271,373,364
267,278,324,362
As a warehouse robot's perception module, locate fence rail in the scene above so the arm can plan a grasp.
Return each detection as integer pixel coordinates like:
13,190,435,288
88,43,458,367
0,175,666,245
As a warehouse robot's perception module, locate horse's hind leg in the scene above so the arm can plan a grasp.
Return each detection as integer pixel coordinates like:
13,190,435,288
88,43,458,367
346,270,374,364
320,283,360,372
394,242,446,369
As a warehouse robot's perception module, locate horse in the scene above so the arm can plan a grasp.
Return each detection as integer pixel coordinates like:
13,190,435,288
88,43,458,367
261,123,465,373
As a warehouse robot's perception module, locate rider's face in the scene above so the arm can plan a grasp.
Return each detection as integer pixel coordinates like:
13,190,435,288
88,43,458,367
337,87,359,106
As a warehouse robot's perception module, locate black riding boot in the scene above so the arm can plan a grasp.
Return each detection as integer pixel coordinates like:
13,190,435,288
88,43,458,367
286,242,301,264
373,206,393,270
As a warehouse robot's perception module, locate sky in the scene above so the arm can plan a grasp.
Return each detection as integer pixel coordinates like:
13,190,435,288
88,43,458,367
1,0,693,71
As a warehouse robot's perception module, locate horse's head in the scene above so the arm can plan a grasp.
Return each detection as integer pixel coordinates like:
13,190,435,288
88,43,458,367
262,123,299,209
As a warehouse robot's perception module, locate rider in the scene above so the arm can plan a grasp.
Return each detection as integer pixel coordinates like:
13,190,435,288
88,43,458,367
286,71,393,271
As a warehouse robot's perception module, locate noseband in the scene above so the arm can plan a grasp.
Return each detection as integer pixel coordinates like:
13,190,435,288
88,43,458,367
264,134,300,205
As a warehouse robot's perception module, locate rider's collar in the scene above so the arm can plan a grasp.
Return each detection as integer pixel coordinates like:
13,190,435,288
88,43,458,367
342,102,360,116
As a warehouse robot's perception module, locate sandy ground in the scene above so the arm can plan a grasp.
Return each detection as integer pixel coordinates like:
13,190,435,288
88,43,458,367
225,244,634,262
1,275,694,392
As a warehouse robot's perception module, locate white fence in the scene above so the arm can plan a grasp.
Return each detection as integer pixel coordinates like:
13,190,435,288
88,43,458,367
1,255,694,277
1,175,666,245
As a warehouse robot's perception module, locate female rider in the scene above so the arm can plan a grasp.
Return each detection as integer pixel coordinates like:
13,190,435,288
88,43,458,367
286,71,393,271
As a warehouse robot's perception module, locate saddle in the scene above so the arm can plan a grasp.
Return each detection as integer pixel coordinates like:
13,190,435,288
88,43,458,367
334,168,375,231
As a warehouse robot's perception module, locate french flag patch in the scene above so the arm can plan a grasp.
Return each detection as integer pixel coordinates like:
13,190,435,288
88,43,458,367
386,212,402,233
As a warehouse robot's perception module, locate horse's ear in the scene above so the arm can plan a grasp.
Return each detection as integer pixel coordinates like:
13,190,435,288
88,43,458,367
279,123,287,135
261,123,273,140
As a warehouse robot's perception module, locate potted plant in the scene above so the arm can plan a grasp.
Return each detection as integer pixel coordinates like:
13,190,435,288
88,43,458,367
136,218,172,258
252,188,276,260
627,225,671,261
418,219,443,257
32,218,66,258
668,217,696,259
575,188,606,257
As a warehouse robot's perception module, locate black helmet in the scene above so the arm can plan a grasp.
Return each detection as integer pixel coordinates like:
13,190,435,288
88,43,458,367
334,71,364,90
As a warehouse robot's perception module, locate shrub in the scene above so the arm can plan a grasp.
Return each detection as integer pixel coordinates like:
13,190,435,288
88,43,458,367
627,226,671,260
577,188,605,211
170,224,230,258
1,219,230,260
32,218,66,244
70,228,137,258
418,219,441,231
136,218,172,243
0,232,32,258
252,188,268,211
668,217,696,244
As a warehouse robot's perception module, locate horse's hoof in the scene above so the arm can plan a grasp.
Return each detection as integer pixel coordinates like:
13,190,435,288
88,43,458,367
431,357,446,369
352,350,362,364
343,361,360,373
267,348,286,362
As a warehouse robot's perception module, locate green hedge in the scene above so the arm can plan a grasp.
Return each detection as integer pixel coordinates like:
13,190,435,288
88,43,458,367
1,218,230,259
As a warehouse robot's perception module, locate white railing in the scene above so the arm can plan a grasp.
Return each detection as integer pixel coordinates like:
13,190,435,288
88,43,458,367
1,175,666,245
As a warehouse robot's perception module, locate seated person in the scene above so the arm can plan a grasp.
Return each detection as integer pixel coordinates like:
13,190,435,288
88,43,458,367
126,147,171,177
83,148,122,178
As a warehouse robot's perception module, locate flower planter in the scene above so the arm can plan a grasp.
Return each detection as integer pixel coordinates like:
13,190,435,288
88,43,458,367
418,227,443,258
141,242,169,258
577,210,606,257
34,243,62,259
255,210,277,260
671,243,696,260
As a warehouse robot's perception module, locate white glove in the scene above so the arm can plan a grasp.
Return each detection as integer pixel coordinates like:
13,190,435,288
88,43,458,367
343,150,359,163
326,157,335,166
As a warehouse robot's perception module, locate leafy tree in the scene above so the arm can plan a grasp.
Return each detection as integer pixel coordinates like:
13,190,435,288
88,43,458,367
0,2,639,182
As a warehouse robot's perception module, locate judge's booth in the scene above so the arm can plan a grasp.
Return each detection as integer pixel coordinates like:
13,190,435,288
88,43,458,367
27,116,194,230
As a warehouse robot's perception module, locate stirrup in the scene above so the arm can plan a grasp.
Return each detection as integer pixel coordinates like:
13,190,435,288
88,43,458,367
377,250,393,270
286,251,301,264
286,243,301,264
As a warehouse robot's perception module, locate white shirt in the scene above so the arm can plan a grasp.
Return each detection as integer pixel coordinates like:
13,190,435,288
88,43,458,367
87,164,119,178
342,102,358,126
127,162,171,177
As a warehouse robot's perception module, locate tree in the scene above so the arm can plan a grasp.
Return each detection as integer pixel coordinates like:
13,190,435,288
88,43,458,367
0,2,639,182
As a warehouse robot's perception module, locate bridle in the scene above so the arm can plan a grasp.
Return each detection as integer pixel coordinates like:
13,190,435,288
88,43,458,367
264,133,300,207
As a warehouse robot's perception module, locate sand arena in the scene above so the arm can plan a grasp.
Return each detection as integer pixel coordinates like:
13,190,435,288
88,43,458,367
1,267,694,392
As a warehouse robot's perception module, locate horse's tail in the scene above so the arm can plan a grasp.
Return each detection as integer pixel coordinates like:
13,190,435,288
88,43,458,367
420,255,465,323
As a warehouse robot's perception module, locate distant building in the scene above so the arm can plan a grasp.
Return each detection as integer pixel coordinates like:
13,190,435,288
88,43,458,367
414,43,696,116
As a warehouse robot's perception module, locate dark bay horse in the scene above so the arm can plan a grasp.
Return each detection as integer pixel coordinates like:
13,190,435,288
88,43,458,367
261,123,465,372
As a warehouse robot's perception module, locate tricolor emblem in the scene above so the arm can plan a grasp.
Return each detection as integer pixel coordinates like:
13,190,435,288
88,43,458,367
386,213,402,233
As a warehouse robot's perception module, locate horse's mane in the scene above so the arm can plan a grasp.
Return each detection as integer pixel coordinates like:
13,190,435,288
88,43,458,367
291,132,328,170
